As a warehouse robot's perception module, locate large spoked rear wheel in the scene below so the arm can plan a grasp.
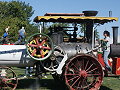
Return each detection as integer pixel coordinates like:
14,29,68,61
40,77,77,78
64,54,103,90
27,33,54,61
0,67,18,90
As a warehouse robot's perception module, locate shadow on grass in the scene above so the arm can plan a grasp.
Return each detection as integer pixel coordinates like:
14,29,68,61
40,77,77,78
17,78,113,90
100,86,112,90
17,78,67,90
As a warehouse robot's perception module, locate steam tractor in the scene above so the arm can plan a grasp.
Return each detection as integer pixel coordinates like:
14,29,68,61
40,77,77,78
0,11,119,90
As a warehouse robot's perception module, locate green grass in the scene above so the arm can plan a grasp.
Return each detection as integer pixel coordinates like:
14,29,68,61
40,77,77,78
11,67,120,90
13,67,65,90
16,77,120,90
100,77,120,90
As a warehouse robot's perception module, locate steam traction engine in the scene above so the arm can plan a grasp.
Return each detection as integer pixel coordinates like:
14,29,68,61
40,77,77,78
0,11,119,90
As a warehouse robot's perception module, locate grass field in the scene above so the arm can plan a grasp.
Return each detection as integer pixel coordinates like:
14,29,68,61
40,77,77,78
13,68,120,90
16,77,120,90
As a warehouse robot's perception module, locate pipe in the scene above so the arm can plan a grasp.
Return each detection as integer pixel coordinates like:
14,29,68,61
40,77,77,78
112,26,119,44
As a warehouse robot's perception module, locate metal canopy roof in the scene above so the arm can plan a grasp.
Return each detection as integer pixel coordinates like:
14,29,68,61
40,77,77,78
34,16,118,24
44,13,84,16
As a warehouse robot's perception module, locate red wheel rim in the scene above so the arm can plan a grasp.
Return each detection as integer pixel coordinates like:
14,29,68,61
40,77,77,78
0,67,18,90
64,54,103,90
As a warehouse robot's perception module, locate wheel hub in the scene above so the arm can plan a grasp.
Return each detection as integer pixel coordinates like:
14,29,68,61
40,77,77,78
80,70,87,78
2,78,6,82
39,45,42,48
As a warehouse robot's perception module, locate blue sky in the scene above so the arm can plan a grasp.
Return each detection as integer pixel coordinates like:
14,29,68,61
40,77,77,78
1,0,120,40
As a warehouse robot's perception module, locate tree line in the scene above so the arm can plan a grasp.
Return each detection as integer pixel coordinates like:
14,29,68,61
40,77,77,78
0,1,38,42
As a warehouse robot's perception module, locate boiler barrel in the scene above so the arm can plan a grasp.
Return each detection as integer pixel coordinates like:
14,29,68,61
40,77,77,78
58,43,91,58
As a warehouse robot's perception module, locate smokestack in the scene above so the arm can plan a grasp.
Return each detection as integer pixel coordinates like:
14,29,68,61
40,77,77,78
112,26,119,44
109,11,112,17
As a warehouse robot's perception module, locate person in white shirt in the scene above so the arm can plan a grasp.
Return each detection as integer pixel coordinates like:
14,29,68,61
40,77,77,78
101,31,112,71
18,27,26,40
17,26,26,44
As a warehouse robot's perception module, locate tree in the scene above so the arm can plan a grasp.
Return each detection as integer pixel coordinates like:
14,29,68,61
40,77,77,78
0,1,38,42
7,1,34,21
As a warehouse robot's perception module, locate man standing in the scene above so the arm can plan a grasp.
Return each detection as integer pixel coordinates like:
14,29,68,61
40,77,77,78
101,30,112,71
18,27,26,40
18,26,26,44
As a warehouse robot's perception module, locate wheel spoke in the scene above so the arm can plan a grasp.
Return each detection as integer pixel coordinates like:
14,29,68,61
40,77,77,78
6,78,16,81
35,38,39,45
28,44,38,47
78,77,82,88
71,64,80,72
87,67,98,73
85,60,89,70
67,76,79,82
67,67,80,73
86,63,94,72
4,82,10,88
76,58,81,66
41,40,46,45
90,80,98,88
71,77,80,87
6,82,16,86
87,74,101,77
31,49,37,56
81,58,84,70
82,78,88,87
40,50,44,58
65,74,79,76
42,46,51,50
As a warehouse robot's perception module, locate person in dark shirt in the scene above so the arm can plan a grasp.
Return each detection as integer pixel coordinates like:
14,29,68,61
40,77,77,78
3,26,10,38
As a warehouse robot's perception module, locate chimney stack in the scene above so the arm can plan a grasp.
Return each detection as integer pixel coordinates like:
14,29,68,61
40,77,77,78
112,26,119,44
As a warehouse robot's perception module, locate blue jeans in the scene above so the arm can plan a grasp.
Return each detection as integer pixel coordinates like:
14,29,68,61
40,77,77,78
18,35,25,44
103,51,111,70
18,35,24,41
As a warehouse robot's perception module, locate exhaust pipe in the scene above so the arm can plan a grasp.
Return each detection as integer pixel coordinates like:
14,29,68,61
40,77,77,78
110,26,120,57
112,26,119,44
